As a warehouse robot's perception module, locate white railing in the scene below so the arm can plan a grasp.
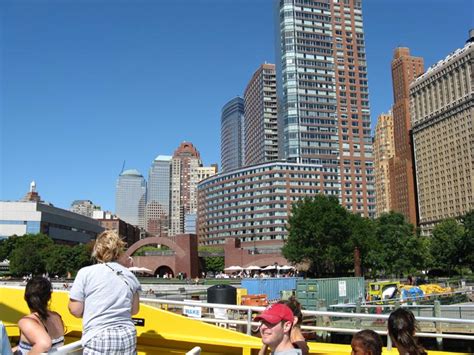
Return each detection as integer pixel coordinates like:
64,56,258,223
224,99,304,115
141,297,474,350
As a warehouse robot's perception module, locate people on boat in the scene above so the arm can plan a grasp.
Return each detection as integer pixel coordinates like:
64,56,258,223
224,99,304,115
351,329,382,355
388,308,427,355
254,303,302,354
258,297,309,355
13,277,65,354
68,230,141,354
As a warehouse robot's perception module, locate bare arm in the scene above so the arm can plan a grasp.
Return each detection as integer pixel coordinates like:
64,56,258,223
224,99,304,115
18,317,52,354
68,299,84,318
131,292,140,315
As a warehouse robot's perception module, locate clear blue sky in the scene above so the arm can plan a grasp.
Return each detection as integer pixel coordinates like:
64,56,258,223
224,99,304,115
1,0,472,212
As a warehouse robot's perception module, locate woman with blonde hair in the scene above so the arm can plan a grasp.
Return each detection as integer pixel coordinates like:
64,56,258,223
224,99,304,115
69,230,141,354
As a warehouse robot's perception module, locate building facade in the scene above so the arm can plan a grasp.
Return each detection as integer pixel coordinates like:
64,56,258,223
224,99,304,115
410,32,473,235
388,47,424,225
115,169,147,229
275,0,375,217
146,155,172,236
221,97,245,172
244,63,279,165
70,200,100,218
170,142,217,236
373,111,395,217
97,216,141,248
0,201,103,244
197,161,345,252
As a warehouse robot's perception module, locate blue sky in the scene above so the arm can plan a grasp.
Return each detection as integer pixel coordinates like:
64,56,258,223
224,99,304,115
1,0,472,212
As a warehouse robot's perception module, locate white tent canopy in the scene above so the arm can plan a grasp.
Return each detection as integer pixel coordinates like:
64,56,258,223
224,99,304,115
128,266,152,273
262,265,277,270
245,265,261,271
224,265,243,271
277,265,295,270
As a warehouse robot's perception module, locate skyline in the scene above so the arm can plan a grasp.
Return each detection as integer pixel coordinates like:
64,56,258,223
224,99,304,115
2,0,473,212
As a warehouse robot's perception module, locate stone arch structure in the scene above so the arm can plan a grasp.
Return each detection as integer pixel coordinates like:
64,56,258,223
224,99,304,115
125,234,199,278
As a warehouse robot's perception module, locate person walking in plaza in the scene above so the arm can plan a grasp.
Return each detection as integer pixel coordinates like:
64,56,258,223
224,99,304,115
388,308,427,355
13,277,65,354
254,303,302,355
68,230,141,354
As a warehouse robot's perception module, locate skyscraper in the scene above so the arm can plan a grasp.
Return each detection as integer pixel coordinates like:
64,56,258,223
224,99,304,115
275,0,375,217
374,111,395,217
115,169,146,229
411,31,473,235
244,63,278,165
170,142,217,236
221,97,245,172
146,155,172,236
388,47,424,225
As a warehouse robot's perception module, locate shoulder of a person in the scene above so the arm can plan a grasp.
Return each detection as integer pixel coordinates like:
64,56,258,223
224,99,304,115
48,311,63,320
18,315,42,329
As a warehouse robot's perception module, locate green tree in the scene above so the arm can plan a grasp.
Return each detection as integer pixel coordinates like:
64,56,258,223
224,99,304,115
373,212,428,277
349,214,380,277
282,195,353,276
9,234,54,276
430,218,464,276
198,246,224,273
460,210,474,271
45,244,71,276
0,235,21,261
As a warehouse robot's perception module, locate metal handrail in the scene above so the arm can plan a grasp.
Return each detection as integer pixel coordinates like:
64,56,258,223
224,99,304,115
141,297,474,342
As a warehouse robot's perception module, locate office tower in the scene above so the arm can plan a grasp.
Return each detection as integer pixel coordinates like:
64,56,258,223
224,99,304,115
373,112,395,217
146,155,172,236
275,0,375,217
388,47,424,225
170,142,217,236
244,63,278,165
115,169,146,229
70,200,99,218
410,31,473,236
221,97,245,172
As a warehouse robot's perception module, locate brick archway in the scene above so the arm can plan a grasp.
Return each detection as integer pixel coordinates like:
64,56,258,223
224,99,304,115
125,234,199,278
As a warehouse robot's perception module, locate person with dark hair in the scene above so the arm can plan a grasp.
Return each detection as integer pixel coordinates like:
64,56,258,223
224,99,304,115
13,277,64,354
388,308,427,355
351,329,382,355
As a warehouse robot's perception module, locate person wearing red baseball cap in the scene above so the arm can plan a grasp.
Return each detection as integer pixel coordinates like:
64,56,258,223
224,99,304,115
254,303,302,354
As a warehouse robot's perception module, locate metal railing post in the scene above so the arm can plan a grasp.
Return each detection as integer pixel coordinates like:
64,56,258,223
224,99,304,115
247,308,253,335
434,300,443,350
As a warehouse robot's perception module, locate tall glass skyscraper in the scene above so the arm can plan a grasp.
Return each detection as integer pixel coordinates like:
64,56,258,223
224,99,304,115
275,0,375,217
146,155,172,236
115,169,146,228
221,97,245,172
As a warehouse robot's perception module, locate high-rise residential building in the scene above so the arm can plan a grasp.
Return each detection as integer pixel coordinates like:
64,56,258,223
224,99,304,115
221,97,245,172
198,161,329,249
244,63,278,165
170,142,217,236
275,0,375,217
70,200,100,218
388,47,424,225
410,31,473,236
115,169,146,229
146,155,172,236
374,111,395,217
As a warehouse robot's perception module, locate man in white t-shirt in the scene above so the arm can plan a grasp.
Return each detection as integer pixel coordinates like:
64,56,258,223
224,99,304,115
254,303,302,355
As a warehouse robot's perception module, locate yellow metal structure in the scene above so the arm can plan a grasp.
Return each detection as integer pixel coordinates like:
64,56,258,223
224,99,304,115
0,285,467,355
368,281,400,302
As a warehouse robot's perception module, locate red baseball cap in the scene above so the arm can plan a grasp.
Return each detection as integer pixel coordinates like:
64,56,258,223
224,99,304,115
254,303,294,324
